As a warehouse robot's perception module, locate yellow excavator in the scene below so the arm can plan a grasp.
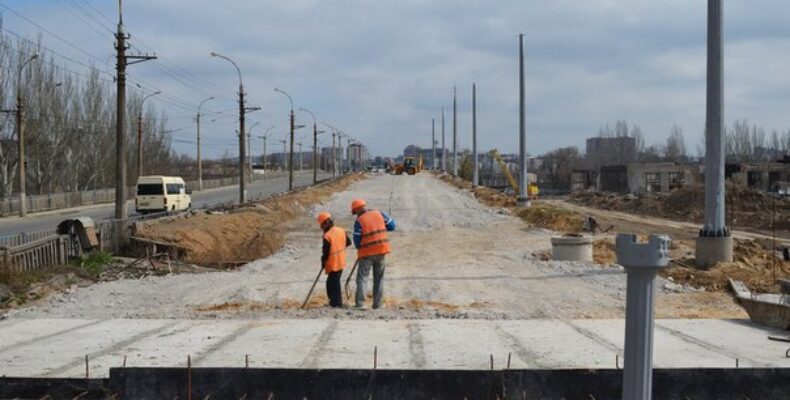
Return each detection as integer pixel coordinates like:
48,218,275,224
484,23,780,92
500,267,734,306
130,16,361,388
394,156,423,175
489,149,539,198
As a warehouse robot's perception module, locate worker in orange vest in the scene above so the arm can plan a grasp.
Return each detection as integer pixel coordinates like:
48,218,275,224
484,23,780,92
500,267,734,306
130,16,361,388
317,212,351,308
351,198,396,309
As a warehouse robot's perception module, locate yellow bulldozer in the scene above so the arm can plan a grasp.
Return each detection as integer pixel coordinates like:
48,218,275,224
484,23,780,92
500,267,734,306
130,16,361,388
392,156,423,175
489,149,539,199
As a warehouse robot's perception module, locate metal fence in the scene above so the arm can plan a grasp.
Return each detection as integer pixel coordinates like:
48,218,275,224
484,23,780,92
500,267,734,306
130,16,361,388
0,171,294,216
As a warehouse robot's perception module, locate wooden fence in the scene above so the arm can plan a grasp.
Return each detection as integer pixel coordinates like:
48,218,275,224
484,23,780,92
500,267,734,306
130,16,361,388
0,234,75,273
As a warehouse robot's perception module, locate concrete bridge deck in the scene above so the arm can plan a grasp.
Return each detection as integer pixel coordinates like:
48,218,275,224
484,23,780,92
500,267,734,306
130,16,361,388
1,318,787,378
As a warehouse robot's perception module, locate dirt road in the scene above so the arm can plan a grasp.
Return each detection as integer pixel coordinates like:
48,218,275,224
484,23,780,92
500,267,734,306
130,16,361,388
10,173,745,320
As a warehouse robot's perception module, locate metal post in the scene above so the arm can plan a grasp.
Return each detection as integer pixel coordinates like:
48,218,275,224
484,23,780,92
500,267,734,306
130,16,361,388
313,123,318,183
114,14,127,220
696,0,732,266
332,131,336,177
517,33,530,208
289,110,295,190
616,233,671,400
238,86,247,202
472,82,478,187
16,75,28,217
452,86,458,176
262,136,267,172
196,112,202,190
431,118,436,170
441,107,446,172
298,142,303,171
136,115,143,179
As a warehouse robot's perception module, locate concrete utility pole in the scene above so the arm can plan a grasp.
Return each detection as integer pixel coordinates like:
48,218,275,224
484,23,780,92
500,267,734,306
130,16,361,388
297,142,303,171
452,86,458,176
441,107,446,172
517,33,530,208
431,118,436,170
274,88,295,190
11,54,38,217
196,96,214,191
696,0,733,266
137,90,161,179
616,233,671,400
299,108,322,184
279,139,287,170
258,125,274,176
331,131,337,177
472,83,478,187
115,0,156,220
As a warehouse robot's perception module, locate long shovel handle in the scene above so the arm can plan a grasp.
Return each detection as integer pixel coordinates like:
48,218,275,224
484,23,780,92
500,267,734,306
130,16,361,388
301,265,324,309
344,259,360,300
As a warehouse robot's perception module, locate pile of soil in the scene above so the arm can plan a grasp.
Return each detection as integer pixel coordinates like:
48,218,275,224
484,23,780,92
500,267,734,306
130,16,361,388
437,174,517,207
661,239,790,293
195,295,493,313
570,183,790,233
516,204,584,233
134,174,365,265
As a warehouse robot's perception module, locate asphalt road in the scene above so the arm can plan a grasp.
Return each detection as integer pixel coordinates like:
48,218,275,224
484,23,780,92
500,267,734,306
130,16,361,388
0,172,329,236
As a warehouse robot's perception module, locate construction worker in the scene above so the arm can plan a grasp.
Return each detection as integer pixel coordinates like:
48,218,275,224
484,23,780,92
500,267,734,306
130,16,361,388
351,198,396,309
317,212,351,308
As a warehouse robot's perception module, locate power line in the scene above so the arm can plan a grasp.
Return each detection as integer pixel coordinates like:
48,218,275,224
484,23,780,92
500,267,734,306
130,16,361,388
53,0,112,39
76,0,115,27
0,1,109,68
64,0,114,33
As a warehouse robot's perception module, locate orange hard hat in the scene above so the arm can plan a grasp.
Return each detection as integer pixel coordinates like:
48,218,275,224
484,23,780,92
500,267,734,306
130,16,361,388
316,212,332,226
351,198,366,213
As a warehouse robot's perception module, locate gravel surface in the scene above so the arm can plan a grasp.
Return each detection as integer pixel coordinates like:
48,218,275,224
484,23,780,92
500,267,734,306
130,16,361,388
9,173,746,321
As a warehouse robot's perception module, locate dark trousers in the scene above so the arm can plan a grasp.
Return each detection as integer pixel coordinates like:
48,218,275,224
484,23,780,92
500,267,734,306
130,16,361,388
326,270,343,308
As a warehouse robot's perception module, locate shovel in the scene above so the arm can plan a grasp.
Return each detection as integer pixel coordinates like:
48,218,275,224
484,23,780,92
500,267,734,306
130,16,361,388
301,265,324,309
344,259,360,300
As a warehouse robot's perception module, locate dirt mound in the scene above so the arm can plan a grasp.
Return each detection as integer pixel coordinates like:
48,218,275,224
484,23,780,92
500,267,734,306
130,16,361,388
134,174,365,265
593,240,617,265
194,295,493,313
570,183,790,233
661,239,790,293
517,204,584,233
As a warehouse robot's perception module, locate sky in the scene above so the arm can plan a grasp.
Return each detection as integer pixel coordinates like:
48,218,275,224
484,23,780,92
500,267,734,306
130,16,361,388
1,0,789,159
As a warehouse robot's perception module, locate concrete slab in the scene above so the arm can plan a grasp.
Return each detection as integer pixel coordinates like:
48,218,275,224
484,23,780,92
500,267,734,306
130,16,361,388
0,318,787,378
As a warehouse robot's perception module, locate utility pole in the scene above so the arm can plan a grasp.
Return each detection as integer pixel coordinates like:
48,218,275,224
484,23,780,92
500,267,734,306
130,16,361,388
196,96,214,191
3,54,38,217
274,88,295,190
696,0,732,266
298,108,322,184
472,83,478,187
517,33,530,208
279,139,287,170
431,118,436,170
331,131,337,177
453,86,458,176
115,0,156,220
298,142,303,171
137,90,160,179
441,107,446,172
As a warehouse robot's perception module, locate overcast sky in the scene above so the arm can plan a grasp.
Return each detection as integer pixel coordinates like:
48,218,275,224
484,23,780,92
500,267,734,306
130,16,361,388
2,0,789,158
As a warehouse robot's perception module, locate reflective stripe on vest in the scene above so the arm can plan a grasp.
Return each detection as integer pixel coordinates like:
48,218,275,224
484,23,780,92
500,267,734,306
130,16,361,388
323,226,347,273
357,210,391,258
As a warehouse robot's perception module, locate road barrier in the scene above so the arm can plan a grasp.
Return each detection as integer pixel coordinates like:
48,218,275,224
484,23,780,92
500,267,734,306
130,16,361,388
0,171,296,216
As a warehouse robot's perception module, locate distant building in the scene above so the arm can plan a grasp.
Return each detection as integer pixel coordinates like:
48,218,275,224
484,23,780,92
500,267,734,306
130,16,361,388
586,136,637,168
347,143,369,171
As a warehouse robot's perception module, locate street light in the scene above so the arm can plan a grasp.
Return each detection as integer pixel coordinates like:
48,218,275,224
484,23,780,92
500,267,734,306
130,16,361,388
211,51,250,203
298,108,325,184
274,88,296,190
322,123,341,177
137,90,161,178
196,96,214,191
247,121,260,178
7,53,38,217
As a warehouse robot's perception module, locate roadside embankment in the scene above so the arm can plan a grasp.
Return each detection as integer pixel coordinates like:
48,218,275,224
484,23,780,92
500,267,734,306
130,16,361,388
133,174,365,265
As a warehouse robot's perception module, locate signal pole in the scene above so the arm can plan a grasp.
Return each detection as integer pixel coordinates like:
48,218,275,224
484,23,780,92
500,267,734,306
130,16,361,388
431,118,436,170
115,0,156,220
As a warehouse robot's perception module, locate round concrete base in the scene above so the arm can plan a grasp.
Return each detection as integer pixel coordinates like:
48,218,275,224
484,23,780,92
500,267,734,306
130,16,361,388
551,235,594,262
695,235,733,268
516,197,531,208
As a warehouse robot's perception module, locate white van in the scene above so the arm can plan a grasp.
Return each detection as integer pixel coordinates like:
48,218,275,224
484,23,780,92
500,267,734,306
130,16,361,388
135,176,192,214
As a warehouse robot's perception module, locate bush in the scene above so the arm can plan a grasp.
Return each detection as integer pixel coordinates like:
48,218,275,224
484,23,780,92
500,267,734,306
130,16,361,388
76,251,115,280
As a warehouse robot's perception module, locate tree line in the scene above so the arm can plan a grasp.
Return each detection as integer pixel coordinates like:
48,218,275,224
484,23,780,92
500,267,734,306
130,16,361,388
0,27,187,199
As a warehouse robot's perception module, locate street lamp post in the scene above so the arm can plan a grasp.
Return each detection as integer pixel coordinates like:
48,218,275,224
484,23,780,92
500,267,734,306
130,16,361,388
196,96,214,191
247,121,260,179
517,34,530,208
299,108,324,184
274,88,295,190
211,51,254,203
11,54,38,217
279,139,287,170
138,90,161,179
258,125,275,177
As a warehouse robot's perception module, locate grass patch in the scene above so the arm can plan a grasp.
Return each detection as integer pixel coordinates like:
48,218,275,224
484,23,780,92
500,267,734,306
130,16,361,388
74,251,116,280
516,203,584,233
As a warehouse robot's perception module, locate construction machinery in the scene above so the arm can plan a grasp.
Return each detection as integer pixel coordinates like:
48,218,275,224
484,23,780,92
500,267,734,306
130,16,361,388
489,149,519,193
392,156,423,175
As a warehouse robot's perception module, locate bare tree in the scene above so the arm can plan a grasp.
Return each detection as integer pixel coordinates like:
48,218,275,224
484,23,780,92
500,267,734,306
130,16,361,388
665,125,687,162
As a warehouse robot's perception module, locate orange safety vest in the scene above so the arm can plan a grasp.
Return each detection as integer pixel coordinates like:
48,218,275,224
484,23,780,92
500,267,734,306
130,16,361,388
323,226,347,273
357,210,391,258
